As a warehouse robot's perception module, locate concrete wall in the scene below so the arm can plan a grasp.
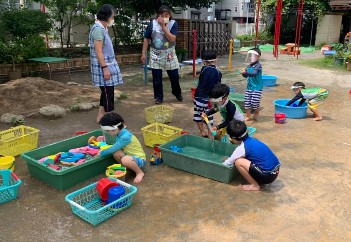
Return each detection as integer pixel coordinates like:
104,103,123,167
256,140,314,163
315,14,343,44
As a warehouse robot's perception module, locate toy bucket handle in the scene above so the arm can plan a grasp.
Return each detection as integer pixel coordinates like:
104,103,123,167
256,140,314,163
68,201,87,211
11,172,20,181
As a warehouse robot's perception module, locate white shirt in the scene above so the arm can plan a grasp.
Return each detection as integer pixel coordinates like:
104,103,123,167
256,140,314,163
223,142,246,166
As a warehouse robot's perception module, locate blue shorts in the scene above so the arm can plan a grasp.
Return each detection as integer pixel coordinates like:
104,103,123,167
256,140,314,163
132,156,146,170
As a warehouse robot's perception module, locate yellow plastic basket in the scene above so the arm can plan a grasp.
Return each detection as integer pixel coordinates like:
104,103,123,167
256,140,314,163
0,126,39,156
144,105,174,124
141,123,182,148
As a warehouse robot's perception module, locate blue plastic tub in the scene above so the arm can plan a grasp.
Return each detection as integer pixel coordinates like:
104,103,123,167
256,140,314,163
274,99,308,119
262,75,278,87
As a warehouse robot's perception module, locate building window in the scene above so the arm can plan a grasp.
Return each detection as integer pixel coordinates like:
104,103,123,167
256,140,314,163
173,7,182,14
235,6,238,12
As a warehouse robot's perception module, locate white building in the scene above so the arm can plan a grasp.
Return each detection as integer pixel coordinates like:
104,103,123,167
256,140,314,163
172,0,256,22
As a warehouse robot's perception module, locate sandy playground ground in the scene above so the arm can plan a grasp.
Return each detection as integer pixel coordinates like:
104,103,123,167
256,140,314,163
0,50,351,241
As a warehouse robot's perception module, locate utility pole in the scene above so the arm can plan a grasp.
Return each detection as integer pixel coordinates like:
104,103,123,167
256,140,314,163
244,0,250,34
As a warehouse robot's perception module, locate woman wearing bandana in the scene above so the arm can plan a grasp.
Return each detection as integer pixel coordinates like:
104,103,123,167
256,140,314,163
141,5,183,104
89,4,123,123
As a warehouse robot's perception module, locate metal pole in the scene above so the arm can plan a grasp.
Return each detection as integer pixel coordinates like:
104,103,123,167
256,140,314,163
246,2,249,34
41,4,49,48
228,39,233,71
192,29,197,77
144,50,148,85
310,15,313,46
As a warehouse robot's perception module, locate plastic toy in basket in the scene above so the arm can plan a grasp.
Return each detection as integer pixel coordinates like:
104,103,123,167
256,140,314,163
105,164,127,179
65,178,137,226
0,169,22,205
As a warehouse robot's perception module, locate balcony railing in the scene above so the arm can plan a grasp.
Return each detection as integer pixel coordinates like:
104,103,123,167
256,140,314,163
330,0,351,10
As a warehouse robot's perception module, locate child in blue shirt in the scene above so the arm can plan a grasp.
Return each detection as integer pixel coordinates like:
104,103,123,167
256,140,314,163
96,112,146,183
241,48,263,121
193,50,222,138
223,120,280,191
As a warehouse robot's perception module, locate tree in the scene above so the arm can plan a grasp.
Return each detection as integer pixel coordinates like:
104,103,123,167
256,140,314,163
127,0,220,17
1,9,52,39
0,9,52,67
87,0,220,47
35,0,89,51
262,0,331,45
261,0,331,17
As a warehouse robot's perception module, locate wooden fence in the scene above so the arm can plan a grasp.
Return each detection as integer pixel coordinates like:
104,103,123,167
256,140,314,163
177,19,233,58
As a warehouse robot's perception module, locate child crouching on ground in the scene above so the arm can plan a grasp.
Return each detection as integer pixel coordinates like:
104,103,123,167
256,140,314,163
202,83,244,141
223,120,280,191
96,112,146,183
286,81,329,121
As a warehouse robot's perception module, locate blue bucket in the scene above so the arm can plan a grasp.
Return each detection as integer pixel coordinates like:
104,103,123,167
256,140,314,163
107,186,126,208
262,75,278,87
274,99,308,119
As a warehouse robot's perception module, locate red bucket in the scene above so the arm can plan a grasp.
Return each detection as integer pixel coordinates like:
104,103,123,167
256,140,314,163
96,178,118,201
274,113,286,124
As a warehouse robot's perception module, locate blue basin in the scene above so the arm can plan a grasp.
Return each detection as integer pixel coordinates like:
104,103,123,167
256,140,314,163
262,75,278,87
274,99,308,119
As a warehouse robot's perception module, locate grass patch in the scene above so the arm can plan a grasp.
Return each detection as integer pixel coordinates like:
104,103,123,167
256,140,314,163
298,57,347,71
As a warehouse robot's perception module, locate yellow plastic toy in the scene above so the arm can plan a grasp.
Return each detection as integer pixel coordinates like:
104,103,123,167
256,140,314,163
105,164,127,179
201,113,216,136
100,145,112,151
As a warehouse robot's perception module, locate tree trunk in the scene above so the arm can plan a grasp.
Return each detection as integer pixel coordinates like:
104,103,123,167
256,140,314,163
66,14,72,48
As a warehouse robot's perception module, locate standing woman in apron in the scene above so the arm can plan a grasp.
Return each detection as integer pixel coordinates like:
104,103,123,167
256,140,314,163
89,4,123,123
141,5,183,104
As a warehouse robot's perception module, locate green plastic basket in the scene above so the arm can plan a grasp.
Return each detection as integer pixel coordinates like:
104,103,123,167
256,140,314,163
65,178,137,226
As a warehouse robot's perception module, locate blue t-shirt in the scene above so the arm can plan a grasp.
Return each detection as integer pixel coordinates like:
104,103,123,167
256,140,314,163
144,20,178,39
243,137,280,171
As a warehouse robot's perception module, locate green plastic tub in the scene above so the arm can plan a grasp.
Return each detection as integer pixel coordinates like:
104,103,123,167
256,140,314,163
228,93,245,113
159,134,238,183
20,130,116,190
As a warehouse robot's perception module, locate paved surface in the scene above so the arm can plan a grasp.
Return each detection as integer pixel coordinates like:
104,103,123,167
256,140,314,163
1,51,351,241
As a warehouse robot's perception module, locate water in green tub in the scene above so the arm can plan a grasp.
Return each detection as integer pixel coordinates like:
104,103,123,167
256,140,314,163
181,146,224,164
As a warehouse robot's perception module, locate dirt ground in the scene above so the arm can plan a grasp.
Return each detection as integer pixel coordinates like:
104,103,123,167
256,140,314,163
1,51,351,241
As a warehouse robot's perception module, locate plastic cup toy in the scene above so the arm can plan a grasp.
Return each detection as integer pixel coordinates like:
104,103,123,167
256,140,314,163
107,186,126,208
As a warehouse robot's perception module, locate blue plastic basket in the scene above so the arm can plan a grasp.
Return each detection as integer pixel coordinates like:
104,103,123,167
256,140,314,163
247,127,256,137
274,99,308,119
0,169,22,205
65,178,137,226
